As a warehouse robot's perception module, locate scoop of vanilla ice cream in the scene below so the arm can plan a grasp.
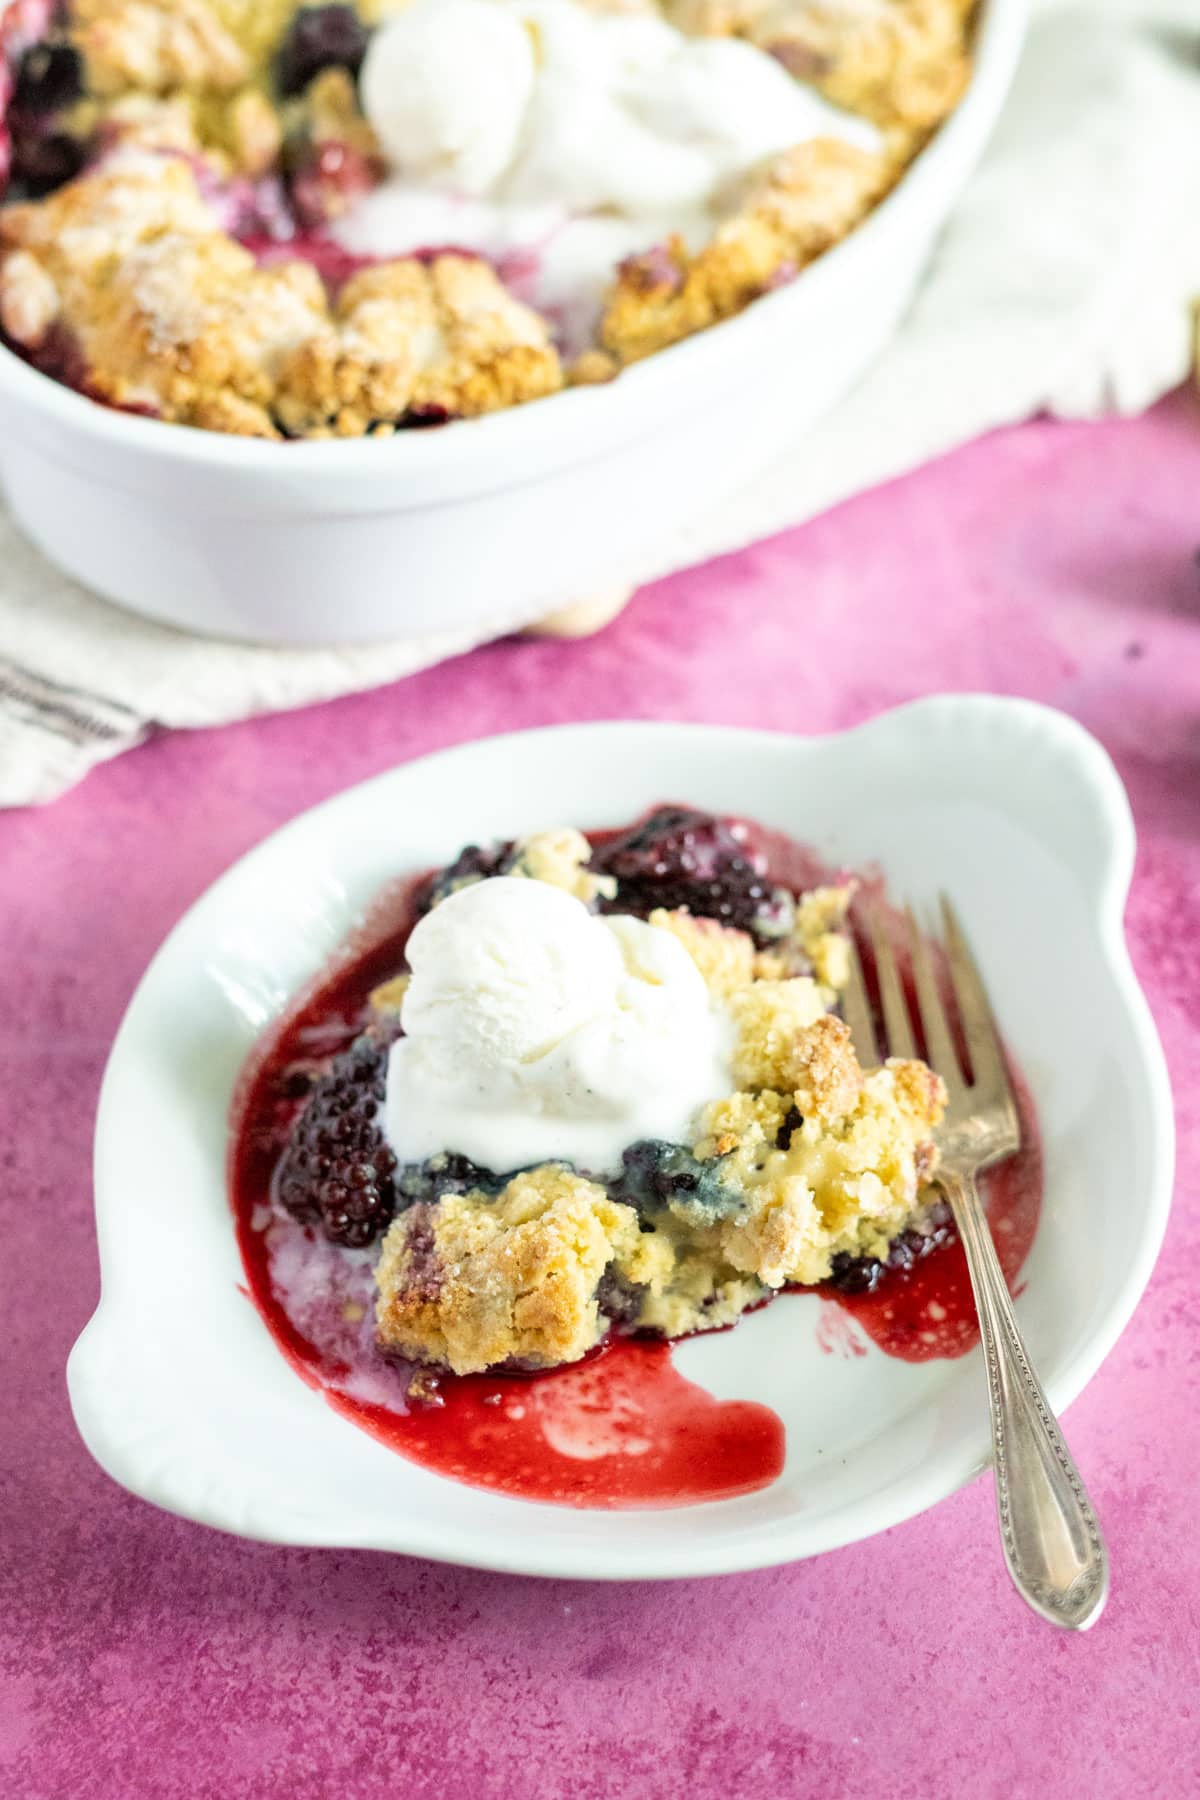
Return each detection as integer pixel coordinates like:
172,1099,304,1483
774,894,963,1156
357,0,880,218
398,876,624,1078
386,876,733,1175
502,10,879,214
620,36,882,175
348,0,883,349
359,0,536,195
501,61,719,215
331,182,566,263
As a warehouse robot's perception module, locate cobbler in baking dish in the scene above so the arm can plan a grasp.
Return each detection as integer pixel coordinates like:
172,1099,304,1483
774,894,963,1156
0,0,975,438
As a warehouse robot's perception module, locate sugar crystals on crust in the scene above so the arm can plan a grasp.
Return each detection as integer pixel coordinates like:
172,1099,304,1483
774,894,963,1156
375,1166,653,1376
0,157,563,437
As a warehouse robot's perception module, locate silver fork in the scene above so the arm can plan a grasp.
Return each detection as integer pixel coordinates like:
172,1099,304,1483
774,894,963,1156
842,897,1109,1630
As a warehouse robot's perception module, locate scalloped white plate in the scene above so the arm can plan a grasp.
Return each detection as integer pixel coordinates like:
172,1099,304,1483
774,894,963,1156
68,700,1173,1578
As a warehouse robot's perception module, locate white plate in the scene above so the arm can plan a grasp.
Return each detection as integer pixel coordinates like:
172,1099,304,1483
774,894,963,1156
68,699,1173,1578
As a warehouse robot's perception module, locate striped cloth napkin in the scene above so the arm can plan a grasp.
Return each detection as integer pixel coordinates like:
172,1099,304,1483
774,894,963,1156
2,0,1198,806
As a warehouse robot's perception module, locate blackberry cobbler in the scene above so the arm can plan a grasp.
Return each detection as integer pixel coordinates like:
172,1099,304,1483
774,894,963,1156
0,0,976,438
242,809,952,1380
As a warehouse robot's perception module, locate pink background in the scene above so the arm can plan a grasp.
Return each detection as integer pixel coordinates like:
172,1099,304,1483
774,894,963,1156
2,393,1198,1798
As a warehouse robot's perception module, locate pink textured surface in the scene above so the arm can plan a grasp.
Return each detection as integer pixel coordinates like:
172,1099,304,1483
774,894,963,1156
3,393,1199,1799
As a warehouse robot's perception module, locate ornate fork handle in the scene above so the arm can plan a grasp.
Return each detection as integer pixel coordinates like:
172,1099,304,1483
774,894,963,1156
939,1168,1110,1631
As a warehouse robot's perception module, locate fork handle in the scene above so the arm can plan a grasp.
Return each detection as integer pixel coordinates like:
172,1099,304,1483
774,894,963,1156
940,1169,1110,1630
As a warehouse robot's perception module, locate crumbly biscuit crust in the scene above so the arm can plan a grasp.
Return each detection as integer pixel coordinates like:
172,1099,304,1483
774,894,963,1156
0,155,563,434
648,908,759,997
369,836,947,1373
666,0,973,132
598,138,890,367
509,828,618,905
375,1166,646,1376
74,0,251,99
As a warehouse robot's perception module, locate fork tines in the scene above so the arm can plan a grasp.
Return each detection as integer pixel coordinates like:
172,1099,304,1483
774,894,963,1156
843,895,1017,1122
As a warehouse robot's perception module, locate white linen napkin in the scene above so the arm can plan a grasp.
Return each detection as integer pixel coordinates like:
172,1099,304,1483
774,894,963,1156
2,0,1198,808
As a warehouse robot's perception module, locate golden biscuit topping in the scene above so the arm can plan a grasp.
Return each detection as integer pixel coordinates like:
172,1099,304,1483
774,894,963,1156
793,881,855,988
364,833,948,1373
728,975,829,1088
598,137,889,367
375,1166,645,1375
666,0,971,132
0,158,563,435
74,0,251,98
508,828,618,905
649,908,758,997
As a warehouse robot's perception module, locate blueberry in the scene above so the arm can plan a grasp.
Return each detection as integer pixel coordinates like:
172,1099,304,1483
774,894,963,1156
395,1151,501,1207
596,1268,645,1326
613,1140,740,1220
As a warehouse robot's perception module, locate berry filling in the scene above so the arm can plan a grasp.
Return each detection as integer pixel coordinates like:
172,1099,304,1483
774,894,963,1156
414,841,516,915
395,1151,502,1207
592,806,795,940
827,1198,956,1294
283,134,380,233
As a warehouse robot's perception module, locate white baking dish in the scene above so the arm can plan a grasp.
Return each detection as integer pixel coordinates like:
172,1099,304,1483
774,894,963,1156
0,0,1025,646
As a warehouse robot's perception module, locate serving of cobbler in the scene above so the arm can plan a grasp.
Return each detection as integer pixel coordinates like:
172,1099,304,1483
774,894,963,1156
0,0,976,438
231,806,1041,1507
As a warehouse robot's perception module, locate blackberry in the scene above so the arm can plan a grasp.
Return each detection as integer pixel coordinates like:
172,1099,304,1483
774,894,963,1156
827,1200,956,1295
395,1151,501,1206
13,43,83,116
414,840,514,915
613,1140,740,1221
276,4,369,97
275,1062,321,1101
275,1035,397,1247
403,406,453,429
10,128,86,197
592,807,793,940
